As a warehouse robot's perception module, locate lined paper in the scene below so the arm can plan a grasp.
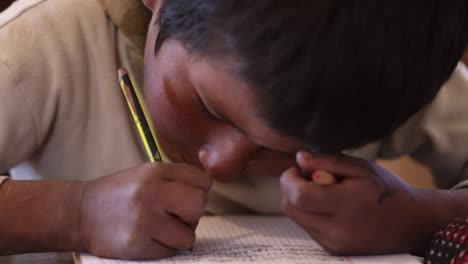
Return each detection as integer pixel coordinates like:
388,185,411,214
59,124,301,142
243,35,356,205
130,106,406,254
75,216,420,264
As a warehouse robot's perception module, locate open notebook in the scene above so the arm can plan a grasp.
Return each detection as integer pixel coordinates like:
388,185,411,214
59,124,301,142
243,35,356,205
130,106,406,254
74,216,420,264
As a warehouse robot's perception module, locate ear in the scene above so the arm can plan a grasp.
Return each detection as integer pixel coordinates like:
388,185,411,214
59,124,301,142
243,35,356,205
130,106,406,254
142,0,160,13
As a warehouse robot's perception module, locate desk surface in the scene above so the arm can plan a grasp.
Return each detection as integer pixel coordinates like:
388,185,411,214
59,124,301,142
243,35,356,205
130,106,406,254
0,253,74,264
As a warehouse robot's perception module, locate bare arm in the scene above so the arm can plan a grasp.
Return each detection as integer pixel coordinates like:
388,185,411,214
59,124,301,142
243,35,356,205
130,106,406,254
0,180,85,255
0,163,211,260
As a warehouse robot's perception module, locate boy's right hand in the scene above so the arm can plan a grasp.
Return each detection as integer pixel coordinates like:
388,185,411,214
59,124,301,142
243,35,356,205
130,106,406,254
76,162,212,260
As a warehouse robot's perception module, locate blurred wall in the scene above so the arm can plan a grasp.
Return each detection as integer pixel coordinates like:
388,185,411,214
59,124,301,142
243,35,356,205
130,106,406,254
378,157,434,189
377,58,468,190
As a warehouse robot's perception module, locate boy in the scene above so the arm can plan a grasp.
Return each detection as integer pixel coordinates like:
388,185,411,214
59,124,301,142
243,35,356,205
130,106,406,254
0,0,467,261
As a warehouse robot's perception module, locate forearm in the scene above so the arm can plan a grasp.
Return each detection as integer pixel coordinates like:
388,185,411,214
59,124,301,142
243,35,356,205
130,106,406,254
412,188,468,255
425,188,468,230
433,188,468,217
0,179,86,255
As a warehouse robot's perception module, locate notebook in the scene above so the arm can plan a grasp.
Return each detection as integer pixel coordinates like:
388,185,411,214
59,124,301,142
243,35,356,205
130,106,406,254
74,216,420,264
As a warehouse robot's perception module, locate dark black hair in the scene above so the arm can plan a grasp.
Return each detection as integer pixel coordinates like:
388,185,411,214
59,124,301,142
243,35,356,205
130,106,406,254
155,0,468,152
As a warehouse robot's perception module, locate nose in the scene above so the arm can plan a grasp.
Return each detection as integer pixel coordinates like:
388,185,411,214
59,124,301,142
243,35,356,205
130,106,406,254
198,128,258,181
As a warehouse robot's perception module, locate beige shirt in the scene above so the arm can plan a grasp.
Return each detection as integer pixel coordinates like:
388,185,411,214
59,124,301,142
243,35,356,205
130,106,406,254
0,0,147,182
0,0,467,216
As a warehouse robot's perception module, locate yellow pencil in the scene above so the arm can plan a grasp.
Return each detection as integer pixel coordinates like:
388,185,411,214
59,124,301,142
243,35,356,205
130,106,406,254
118,68,165,162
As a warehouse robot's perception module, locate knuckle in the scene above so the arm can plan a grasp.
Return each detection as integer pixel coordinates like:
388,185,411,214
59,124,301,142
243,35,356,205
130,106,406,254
281,167,298,178
134,181,164,206
279,176,289,193
279,173,290,189
280,172,305,197
131,189,146,208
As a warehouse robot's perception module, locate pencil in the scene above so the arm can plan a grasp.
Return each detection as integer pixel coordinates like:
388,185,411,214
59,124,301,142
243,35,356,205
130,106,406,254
311,170,336,185
118,68,164,162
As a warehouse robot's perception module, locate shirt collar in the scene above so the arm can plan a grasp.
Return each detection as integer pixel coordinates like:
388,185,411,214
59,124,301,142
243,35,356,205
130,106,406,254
98,0,151,52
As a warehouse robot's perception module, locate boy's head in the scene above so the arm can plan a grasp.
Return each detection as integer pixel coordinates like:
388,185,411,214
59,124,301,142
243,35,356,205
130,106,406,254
141,0,468,179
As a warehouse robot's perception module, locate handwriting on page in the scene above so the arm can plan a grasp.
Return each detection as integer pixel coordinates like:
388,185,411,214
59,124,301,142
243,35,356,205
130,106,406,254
77,216,418,264
95,216,349,264
163,243,348,263
155,216,348,264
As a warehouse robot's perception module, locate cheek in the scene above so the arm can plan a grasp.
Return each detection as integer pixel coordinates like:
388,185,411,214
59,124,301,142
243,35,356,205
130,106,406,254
145,85,213,166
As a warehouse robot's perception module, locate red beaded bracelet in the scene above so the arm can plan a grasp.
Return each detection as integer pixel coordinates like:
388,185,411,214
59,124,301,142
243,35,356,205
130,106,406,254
424,217,468,264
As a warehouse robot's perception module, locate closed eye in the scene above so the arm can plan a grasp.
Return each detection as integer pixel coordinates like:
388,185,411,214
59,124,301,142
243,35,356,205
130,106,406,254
196,95,223,121
195,94,248,136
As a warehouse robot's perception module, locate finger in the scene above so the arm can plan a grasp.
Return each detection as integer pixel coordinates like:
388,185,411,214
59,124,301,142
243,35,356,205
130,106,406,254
281,198,333,240
280,167,340,213
281,199,352,255
297,151,369,179
146,213,197,250
155,163,213,191
157,182,207,225
125,236,177,260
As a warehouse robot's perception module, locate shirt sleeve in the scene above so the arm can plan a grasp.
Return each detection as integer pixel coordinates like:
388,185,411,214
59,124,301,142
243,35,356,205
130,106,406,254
0,1,65,174
0,60,38,173
379,63,468,189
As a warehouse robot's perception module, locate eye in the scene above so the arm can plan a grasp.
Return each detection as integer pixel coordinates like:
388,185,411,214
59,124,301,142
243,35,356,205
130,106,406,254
196,95,223,121
195,94,247,136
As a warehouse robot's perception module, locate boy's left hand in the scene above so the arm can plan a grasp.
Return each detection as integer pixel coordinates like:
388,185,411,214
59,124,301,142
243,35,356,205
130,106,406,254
280,151,436,256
